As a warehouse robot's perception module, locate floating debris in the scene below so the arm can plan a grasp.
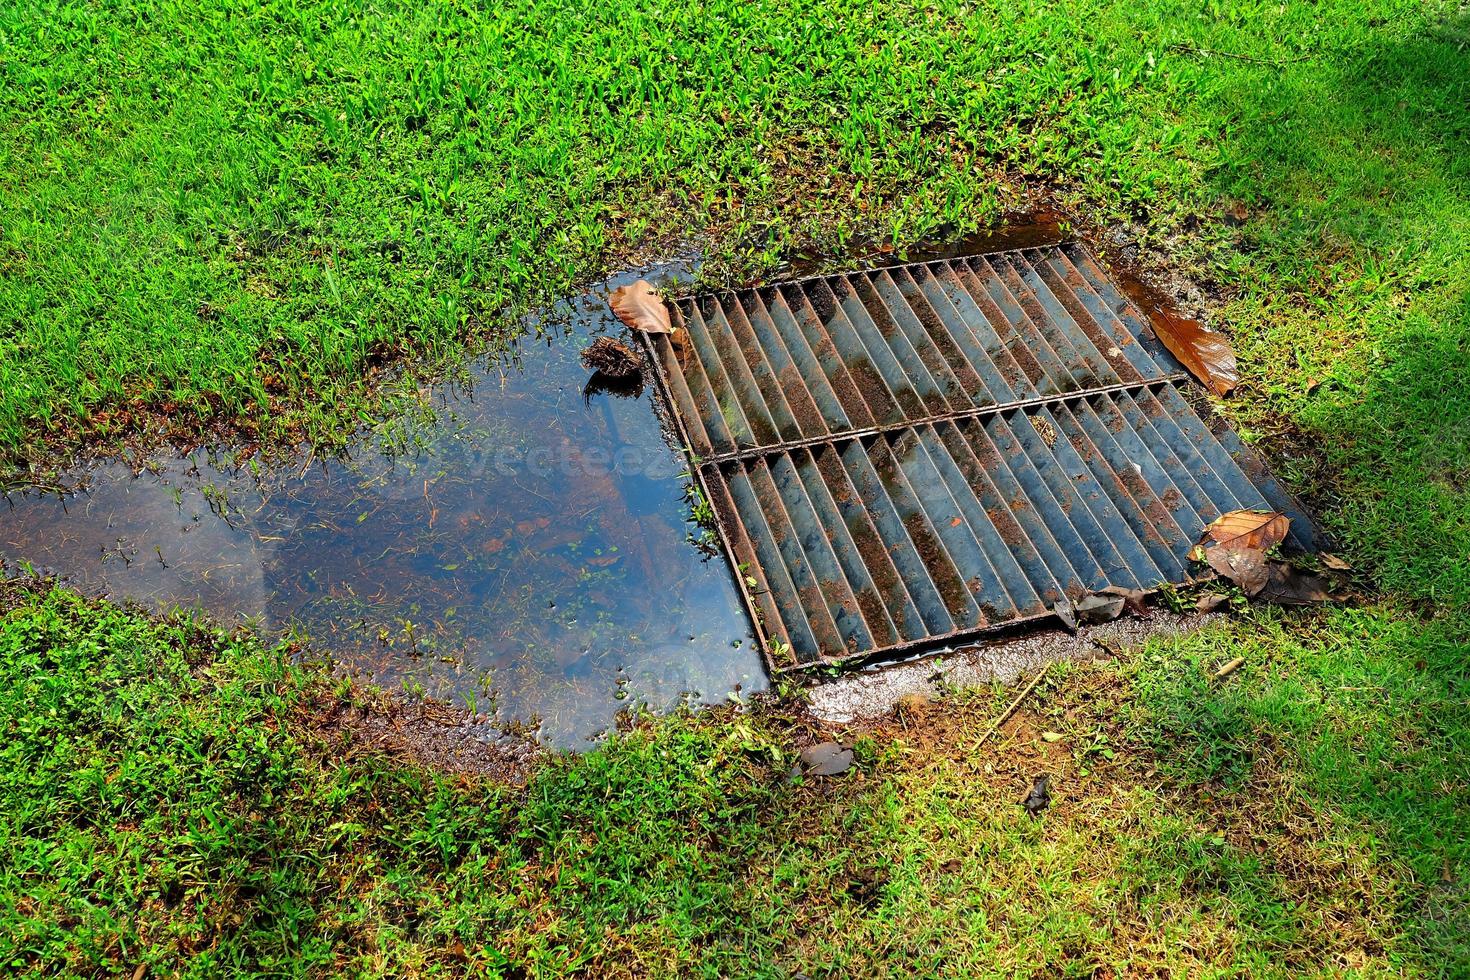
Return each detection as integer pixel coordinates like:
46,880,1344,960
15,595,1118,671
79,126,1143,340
608,279,674,334
581,336,644,379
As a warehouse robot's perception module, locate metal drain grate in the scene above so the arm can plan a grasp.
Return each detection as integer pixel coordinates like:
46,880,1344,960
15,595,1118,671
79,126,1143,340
642,243,1318,670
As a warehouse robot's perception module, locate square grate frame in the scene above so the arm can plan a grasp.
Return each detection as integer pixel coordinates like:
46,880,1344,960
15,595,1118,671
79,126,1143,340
641,242,1320,671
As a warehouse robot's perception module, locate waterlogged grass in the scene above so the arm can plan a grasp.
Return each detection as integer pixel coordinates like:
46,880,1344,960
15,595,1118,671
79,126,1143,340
1,586,1464,975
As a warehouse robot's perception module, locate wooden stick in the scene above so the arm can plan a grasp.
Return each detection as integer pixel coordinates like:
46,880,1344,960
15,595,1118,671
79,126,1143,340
1168,43,1312,66
1213,656,1246,681
974,662,1051,750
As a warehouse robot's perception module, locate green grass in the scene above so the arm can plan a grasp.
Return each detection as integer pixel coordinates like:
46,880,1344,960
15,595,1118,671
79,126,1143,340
1,587,1464,975
2,0,1469,973
0,0,1455,467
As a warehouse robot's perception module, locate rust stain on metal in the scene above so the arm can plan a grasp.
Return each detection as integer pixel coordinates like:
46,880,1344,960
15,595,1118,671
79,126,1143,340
640,242,1320,671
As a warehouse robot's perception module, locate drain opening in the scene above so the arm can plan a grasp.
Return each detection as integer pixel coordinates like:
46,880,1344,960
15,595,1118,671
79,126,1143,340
643,242,1318,670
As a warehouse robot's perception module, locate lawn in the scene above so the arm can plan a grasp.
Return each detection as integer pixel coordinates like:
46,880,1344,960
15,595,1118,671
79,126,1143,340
1,0,1467,975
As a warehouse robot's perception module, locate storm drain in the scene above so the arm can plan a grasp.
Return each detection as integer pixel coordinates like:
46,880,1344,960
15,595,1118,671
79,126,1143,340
642,243,1317,670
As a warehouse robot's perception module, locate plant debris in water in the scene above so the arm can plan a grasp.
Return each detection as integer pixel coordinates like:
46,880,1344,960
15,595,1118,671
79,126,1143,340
581,336,644,379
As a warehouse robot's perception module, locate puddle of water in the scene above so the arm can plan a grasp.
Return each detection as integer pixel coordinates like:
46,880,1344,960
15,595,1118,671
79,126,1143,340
1,265,766,748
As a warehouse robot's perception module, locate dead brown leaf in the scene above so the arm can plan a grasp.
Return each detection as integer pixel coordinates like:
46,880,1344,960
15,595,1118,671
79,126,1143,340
1256,564,1334,605
608,280,674,334
1076,593,1126,624
1150,308,1239,397
1052,597,1078,633
1203,544,1270,596
1098,585,1153,617
1195,592,1231,614
1200,510,1291,552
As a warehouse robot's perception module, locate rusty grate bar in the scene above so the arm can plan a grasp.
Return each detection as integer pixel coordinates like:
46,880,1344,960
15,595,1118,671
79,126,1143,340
642,243,1319,671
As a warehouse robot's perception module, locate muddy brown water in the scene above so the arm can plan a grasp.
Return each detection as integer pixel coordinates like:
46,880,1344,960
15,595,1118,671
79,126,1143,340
1,266,765,748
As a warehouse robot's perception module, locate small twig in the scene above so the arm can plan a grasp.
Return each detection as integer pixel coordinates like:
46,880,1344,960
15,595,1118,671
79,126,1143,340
1168,43,1312,66
1213,657,1246,681
974,663,1051,750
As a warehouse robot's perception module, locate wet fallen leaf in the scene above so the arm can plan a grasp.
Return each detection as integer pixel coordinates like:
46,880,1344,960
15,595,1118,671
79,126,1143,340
1076,593,1126,624
1098,585,1153,617
608,279,674,334
1203,544,1270,596
1257,564,1334,605
1200,510,1290,552
1196,592,1231,614
798,741,853,777
1021,773,1051,817
585,555,620,567
1150,308,1239,397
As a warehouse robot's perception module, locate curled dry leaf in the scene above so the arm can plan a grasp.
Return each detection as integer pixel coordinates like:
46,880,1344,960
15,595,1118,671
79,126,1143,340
1200,510,1291,553
608,279,674,334
1052,597,1078,633
1150,307,1239,397
1021,773,1052,817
